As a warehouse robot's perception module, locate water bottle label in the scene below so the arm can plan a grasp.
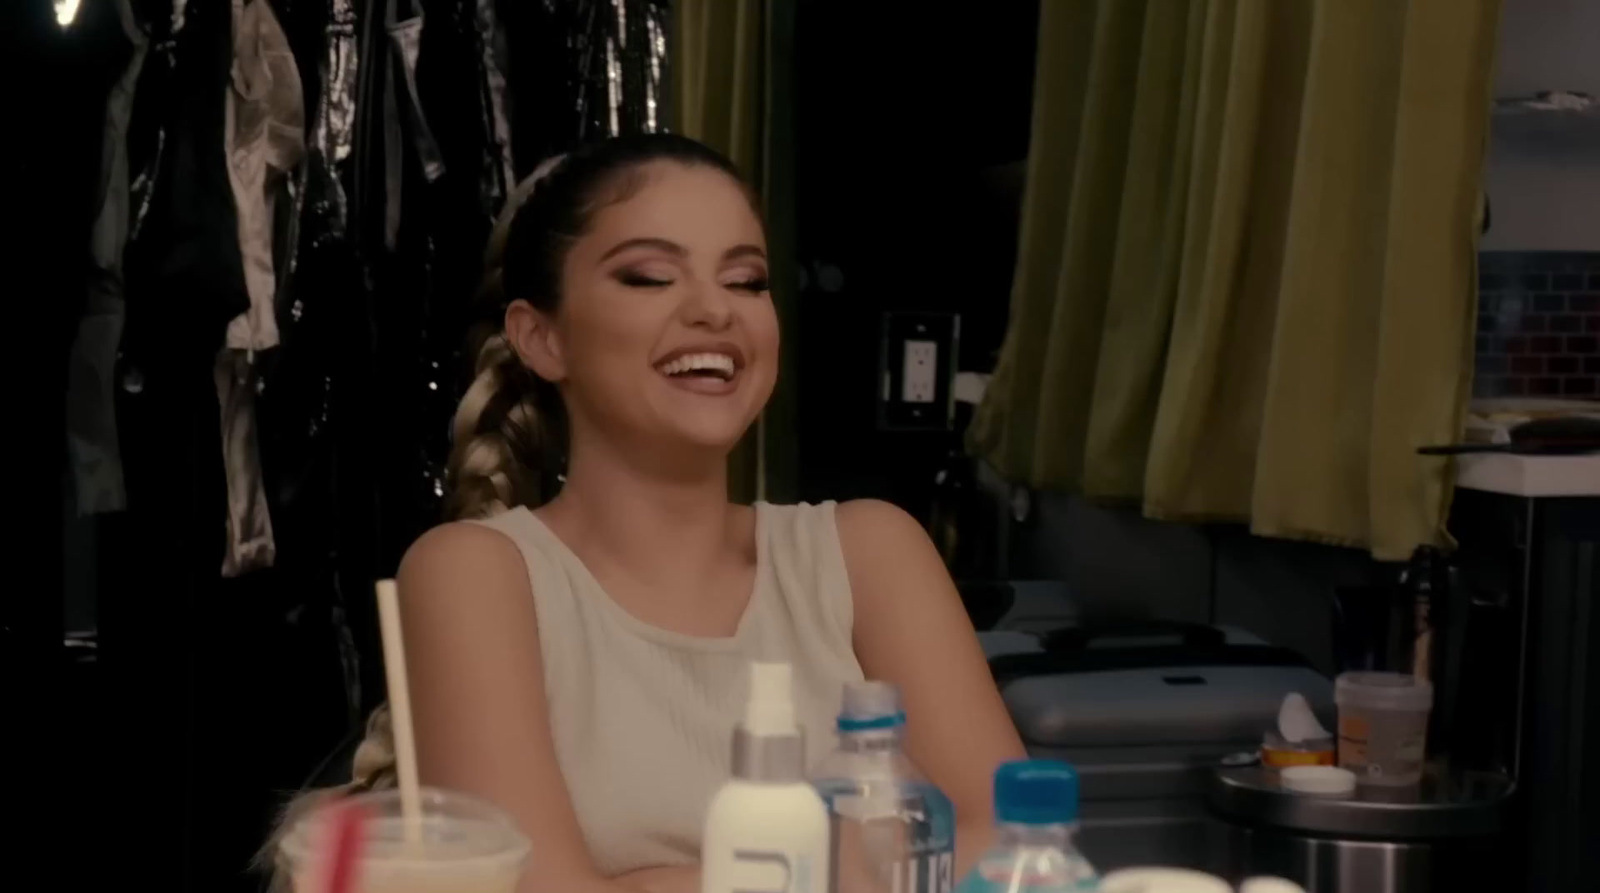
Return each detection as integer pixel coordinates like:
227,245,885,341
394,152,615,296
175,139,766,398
819,786,955,893
891,850,954,893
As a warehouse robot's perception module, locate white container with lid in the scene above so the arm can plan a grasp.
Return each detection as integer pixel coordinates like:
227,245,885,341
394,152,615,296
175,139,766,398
1279,765,1357,796
1335,672,1433,712
1101,869,1307,893
1100,868,1232,893
1333,672,1433,787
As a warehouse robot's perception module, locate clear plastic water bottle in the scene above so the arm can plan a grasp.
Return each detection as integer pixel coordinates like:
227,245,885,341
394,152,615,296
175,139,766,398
955,760,1099,893
813,681,957,893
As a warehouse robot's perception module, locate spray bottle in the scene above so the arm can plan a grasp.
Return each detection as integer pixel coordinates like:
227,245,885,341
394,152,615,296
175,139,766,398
702,662,831,893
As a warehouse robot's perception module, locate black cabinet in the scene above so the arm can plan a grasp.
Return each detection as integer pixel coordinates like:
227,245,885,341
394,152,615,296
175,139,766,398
1448,485,1599,893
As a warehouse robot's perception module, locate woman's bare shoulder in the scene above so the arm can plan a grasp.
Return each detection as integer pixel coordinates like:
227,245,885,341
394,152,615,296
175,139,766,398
833,499,929,557
398,519,531,604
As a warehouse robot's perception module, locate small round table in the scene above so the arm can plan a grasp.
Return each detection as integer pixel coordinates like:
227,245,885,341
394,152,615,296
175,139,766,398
1207,766,1513,893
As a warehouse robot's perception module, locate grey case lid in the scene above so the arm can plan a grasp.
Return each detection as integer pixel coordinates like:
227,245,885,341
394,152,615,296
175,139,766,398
1004,663,1334,749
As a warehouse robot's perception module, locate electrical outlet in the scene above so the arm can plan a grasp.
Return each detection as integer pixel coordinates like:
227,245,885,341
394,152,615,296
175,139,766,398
878,312,959,431
902,340,938,403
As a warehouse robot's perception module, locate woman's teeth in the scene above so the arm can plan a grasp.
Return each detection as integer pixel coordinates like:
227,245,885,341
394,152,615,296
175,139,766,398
658,352,737,380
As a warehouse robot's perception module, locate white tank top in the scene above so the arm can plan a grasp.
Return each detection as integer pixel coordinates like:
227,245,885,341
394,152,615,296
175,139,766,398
472,501,864,875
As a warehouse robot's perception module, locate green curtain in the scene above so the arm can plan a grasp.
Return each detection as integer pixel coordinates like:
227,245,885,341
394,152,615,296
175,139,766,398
970,0,1502,559
672,0,799,504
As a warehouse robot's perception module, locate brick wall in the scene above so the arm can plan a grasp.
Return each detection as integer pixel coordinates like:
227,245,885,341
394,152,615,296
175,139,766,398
1475,251,1600,398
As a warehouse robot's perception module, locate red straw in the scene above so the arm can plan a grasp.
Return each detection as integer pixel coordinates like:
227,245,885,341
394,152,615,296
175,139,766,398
319,801,371,893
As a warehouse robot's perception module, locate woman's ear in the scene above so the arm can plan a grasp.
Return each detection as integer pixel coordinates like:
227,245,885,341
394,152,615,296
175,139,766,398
505,299,566,383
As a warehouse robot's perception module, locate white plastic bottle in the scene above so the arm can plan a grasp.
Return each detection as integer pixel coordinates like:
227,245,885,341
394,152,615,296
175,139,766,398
702,662,832,893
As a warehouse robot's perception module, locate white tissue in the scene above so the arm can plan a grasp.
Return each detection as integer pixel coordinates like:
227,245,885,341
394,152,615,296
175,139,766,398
1277,692,1330,743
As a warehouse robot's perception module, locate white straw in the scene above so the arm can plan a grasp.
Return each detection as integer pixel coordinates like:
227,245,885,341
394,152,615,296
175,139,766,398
375,578,423,844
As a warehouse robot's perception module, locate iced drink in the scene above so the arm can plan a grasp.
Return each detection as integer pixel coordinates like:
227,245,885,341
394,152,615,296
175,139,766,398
279,788,530,893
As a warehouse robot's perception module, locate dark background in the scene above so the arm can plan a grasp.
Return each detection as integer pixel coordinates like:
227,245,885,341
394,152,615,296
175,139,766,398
791,1,1039,515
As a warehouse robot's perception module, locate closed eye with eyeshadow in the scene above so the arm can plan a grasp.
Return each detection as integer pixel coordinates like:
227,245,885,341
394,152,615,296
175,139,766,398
612,268,770,293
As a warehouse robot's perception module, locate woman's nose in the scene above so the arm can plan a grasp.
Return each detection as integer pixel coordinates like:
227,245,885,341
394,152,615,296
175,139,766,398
680,282,734,330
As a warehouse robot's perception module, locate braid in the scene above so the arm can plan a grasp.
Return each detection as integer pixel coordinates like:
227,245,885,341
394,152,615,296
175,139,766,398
439,153,571,521
443,333,556,519
256,706,396,887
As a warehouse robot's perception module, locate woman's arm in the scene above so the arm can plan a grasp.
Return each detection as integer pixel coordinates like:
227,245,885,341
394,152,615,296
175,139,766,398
398,523,695,893
837,500,1027,878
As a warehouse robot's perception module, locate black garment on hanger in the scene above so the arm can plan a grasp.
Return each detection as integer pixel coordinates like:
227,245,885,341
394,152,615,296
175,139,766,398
500,0,671,174
123,2,248,363
102,6,349,891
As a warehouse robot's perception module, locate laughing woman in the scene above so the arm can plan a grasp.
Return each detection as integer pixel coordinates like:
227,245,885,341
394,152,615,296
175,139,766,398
321,134,1024,893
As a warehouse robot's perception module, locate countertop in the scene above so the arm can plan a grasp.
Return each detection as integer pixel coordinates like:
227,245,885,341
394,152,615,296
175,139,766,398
1455,453,1600,497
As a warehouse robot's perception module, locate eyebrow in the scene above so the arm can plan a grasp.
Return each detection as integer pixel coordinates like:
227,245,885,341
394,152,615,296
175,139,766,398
598,237,686,262
596,238,768,264
723,244,767,262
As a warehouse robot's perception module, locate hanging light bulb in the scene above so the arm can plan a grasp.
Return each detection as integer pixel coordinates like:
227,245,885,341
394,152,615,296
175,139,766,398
55,0,81,26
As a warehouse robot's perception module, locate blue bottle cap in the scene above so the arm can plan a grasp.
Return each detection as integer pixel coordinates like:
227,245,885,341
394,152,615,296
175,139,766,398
994,759,1080,825
837,681,907,732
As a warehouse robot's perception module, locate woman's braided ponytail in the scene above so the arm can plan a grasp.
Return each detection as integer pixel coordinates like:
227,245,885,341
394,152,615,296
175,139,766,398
443,155,569,519
443,332,559,519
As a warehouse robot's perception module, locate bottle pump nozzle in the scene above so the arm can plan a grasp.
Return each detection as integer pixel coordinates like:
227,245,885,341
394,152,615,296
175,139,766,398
734,662,805,782
744,662,798,736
